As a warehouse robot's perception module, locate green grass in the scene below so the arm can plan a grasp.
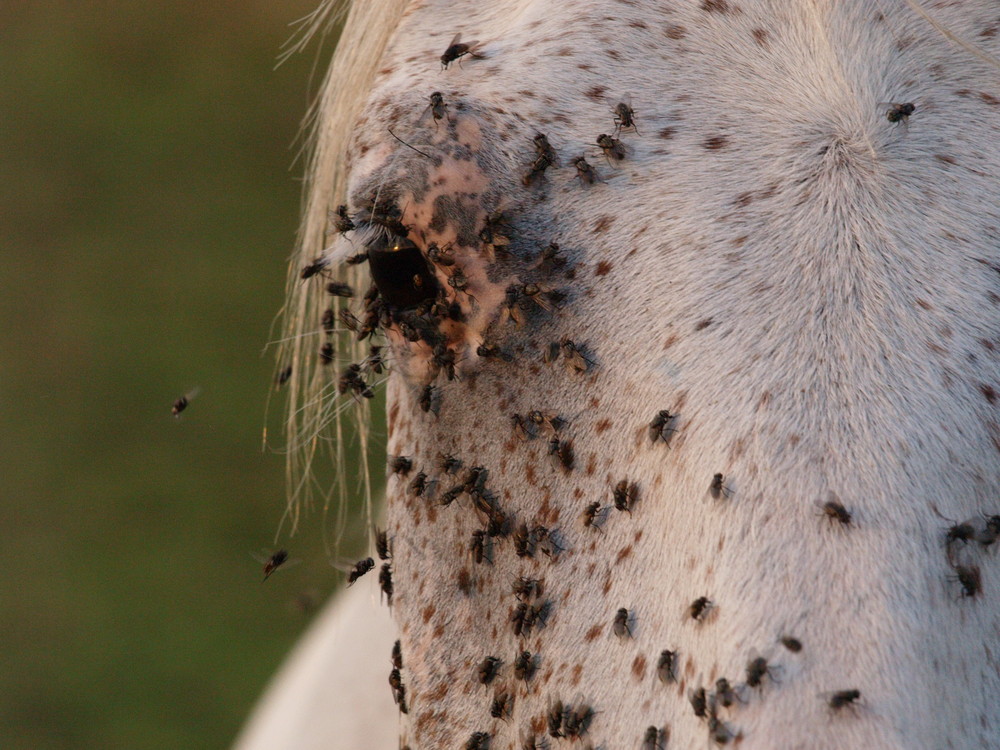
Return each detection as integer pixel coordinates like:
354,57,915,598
0,3,375,748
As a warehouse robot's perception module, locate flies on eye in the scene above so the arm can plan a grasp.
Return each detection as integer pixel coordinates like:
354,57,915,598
512,576,543,601
326,281,354,298
709,473,733,500
419,91,450,126
582,501,606,532
613,480,639,514
648,410,677,444
523,133,557,185
597,133,626,163
613,607,632,638
328,205,355,235
300,256,330,280
657,649,678,683
689,596,713,622
379,563,393,604
374,527,392,560
440,33,483,69
572,156,599,185
426,242,456,267
613,96,638,135
367,236,440,310
347,557,376,585
745,656,778,688
642,725,667,750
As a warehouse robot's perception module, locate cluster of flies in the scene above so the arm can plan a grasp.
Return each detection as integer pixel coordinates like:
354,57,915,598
517,100,636,189
936,507,1000,600
276,36,921,748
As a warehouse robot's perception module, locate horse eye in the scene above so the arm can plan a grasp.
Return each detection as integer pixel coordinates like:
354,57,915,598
367,237,439,309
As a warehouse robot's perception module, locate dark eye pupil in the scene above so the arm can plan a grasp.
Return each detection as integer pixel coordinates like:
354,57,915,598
367,238,439,309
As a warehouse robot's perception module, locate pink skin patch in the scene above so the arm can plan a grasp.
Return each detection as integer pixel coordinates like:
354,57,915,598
368,113,520,383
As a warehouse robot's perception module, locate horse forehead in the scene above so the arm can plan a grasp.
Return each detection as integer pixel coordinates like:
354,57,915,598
352,0,1000,409
355,0,1000,264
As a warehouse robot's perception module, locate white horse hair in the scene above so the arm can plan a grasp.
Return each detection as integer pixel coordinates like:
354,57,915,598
241,0,1000,748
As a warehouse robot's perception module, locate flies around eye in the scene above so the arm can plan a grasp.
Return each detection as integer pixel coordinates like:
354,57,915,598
440,34,484,69
251,548,300,582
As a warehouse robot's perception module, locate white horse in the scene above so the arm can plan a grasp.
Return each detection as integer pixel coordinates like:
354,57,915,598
238,0,1000,747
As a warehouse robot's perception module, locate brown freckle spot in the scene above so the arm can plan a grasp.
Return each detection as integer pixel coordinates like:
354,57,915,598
585,85,608,101
595,261,613,276
590,397,600,408
665,24,686,39
596,418,612,433
735,191,753,207
388,403,400,433
632,655,647,679
377,66,395,76
629,20,649,29
702,0,730,12
577,63,593,71
456,568,473,595
433,624,444,639
982,339,996,352
574,487,584,498
526,464,537,485
695,318,713,331
616,545,633,564
585,625,603,642
663,334,677,350
606,49,621,60
587,562,597,576
428,682,449,701
594,215,616,233
916,298,933,310
556,47,573,56
635,530,643,542
539,494,551,520
422,604,436,623
586,453,597,475
981,92,1000,106
935,154,956,165
703,135,729,150
752,27,769,45
982,385,998,404
572,664,583,686
658,127,676,140
602,575,612,595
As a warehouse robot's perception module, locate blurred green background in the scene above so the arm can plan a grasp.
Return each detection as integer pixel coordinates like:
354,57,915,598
0,2,374,748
